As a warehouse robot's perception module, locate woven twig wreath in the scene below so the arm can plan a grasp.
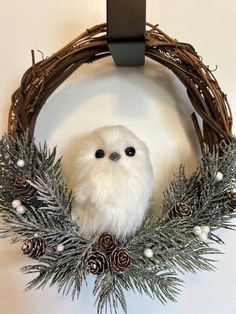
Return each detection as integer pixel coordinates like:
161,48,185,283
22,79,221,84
1,23,236,314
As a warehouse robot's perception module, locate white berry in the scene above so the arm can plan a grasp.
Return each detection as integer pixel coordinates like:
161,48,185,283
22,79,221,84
231,188,236,194
199,233,208,242
201,225,210,234
12,199,22,208
57,244,64,252
34,233,39,237
16,205,26,214
215,172,223,181
193,226,201,236
17,159,25,168
144,248,153,258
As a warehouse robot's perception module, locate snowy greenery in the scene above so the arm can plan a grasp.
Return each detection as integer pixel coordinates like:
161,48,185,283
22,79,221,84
0,132,236,314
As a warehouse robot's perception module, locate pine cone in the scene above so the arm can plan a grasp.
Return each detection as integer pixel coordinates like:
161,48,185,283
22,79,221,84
169,203,192,219
22,237,47,259
226,192,236,212
14,175,36,198
96,233,117,255
86,251,110,275
110,247,131,273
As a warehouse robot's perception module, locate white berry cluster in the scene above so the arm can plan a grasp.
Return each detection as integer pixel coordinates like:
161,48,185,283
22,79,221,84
12,199,26,214
193,225,210,242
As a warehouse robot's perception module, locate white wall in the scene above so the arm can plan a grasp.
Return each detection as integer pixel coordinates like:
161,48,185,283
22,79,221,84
0,1,235,313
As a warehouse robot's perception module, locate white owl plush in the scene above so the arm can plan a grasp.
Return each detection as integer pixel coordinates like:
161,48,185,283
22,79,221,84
73,125,154,239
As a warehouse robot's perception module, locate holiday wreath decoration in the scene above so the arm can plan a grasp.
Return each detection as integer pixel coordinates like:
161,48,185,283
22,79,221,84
0,22,236,314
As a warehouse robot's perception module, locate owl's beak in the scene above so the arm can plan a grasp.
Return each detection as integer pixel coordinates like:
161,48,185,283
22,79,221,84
109,152,121,162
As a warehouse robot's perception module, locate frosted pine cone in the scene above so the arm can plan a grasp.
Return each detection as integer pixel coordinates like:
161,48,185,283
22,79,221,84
226,192,236,212
96,233,117,255
22,237,47,259
169,203,192,219
110,247,131,273
86,252,110,275
14,175,36,198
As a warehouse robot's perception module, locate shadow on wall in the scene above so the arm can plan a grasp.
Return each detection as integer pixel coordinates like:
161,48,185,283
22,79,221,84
35,57,199,144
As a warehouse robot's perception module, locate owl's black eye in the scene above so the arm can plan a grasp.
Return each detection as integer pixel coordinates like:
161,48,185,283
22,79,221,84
95,149,105,159
125,146,136,157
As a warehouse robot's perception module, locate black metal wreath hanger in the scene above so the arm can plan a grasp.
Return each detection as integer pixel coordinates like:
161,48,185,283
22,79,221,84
107,0,146,66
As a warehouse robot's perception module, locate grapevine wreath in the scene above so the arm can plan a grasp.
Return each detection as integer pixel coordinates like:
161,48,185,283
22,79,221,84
0,23,236,314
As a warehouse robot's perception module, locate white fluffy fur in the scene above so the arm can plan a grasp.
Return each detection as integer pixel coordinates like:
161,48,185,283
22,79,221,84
73,125,154,239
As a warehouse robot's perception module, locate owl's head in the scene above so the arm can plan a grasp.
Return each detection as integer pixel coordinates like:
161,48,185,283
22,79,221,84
75,125,154,204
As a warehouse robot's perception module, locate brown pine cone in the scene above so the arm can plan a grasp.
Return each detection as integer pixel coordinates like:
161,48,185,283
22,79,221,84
169,203,192,219
86,251,110,275
14,175,36,198
22,237,47,259
110,247,131,273
96,233,117,255
225,192,236,212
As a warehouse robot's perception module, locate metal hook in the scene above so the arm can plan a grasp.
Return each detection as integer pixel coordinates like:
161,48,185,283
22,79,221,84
107,0,146,67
